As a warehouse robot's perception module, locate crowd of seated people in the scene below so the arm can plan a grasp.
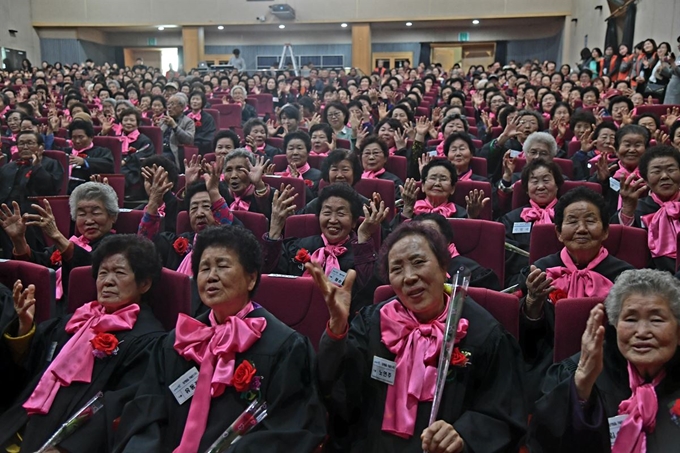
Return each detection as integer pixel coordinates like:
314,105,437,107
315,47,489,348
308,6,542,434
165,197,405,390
0,35,680,451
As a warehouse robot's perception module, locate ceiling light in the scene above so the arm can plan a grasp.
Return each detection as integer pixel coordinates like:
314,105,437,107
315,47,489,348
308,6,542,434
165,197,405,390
157,26,165,31
472,19,480,25
217,25,224,30
279,24,285,29
405,22,413,27
341,23,348,28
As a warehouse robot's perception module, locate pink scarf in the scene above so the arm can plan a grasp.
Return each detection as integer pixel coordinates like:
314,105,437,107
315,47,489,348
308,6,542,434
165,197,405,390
23,301,139,415
277,162,311,179
309,150,328,156
173,304,266,453
362,168,386,179
55,236,92,299
120,129,140,154
435,141,446,157
229,185,255,211
545,247,613,299
388,146,398,156
379,297,468,438
520,199,557,225
641,192,680,259
9,132,18,155
175,235,196,277
457,169,473,181
111,122,123,136
187,111,201,122
588,150,617,165
303,234,349,277
413,199,457,218
611,362,666,453
448,242,460,258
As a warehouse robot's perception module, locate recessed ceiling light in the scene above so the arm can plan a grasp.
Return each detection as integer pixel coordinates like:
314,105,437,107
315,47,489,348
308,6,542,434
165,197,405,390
278,24,286,29
405,22,413,27
157,26,165,31
472,19,480,25
341,23,348,28
217,25,224,30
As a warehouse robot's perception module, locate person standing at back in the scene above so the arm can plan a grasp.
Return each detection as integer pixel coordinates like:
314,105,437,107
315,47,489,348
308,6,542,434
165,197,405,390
228,48,246,73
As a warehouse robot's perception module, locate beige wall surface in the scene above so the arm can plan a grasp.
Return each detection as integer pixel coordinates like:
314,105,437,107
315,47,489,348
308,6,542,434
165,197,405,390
634,0,680,47
565,0,608,67
0,0,41,63
29,0,569,27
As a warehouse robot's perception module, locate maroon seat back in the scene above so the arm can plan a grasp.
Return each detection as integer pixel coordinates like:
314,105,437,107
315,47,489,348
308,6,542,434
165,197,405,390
67,266,191,331
636,104,678,117
385,155,407,181
256,275,329,349
43,150,69,195
266,137,284,150
245,97,258,113
529,224,650,269
252,94,274,115
512,180,602,210
449,218,505,284
204,109,220,128
262,175,307,210
554,297,605,362
138,126,163,154
513,157,574,180
213,104,242,129
336,138,351,149
28,195,71,244
470,157,488,177
0,260,54,324
308,155,326,169
568,140,582,157
113,209,144,234
183,146,199,163
92,136,122,173
372,285,519,339
176,210,268,245
203,152,216,163
98,174,125,207
272,154,288,172
284,214,381,251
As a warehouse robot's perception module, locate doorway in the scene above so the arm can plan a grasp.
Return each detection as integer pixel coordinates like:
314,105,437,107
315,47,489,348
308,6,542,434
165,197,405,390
430,43,496,73
372,52,413,71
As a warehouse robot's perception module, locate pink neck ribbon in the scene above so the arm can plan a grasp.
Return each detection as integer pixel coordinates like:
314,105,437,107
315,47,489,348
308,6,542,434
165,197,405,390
520,198,557,225
277,162,311,179
119,129,140,154
303,234,349,277
457,169,473,181
229,184,255,211
413,199,457,218
641,191,680,259
545,246,613,299
55,235,93,300
362,168,386,179
176,235,198,277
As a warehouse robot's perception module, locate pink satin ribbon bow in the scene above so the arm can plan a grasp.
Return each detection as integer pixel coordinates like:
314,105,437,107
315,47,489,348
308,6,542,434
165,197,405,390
176,234,197,277
277,162,311,179
303,234,349,277
55,235,92,300
119,129,140,154
545,247,613,299
229,184,255,211
520,199,557,225
361,168,386,179
413,199,457,218
642,191,680,259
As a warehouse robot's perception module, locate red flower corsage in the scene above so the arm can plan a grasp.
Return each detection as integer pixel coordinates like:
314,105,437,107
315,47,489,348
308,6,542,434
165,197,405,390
549,289,568,304
294,248,311,264
50,250,62,266
451,347,471,367
127,147,137,154
669,399,680,426
91,332,119,359
233,360,263,401
25,170,32,179
304,179,314,187
173,237,190,255
194,120,202,128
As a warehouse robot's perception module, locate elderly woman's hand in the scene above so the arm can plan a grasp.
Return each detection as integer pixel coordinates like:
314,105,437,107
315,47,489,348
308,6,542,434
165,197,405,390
421,420,465,453
268,184,297,240
202,156,224,200
24,199,70,251
465,189,490,219
13,280,36,337
306,261,356,336
0,202,27,241
358,200,389,244
399,178,420,219
245,155,269,190
184,154,203,186
619,173,648,218
89,174,109,185
146,166,174,215
525,265,556,319
502,150,516,183
574,303,606,402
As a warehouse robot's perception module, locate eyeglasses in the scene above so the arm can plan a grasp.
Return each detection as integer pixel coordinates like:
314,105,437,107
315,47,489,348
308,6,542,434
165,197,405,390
17,141,38,148
425,175,451,184
526,150,551,158
362,151,383,157
327,111,343,119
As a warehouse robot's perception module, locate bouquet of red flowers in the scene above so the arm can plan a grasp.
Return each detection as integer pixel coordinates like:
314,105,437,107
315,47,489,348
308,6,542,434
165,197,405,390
203,399,268,453
37,392,105,453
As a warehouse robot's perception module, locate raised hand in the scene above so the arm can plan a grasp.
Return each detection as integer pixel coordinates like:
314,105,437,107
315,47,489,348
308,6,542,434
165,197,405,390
378,103,388,120
595,152,617,182
501,114,522,141
431,106,442,125
415,116,431,140
663,107,679,129
268,184,298,240
245,134,257,153
349,110,362,133
393,128,408,150
357,200,389,244
465,189,490,219
355,127,369,149
305,261,356,336
327,133,337,152
574,304,606,401
287,162,300,178
580,131,595,152
525,265,556,319
13,280,36,337
471,92,484,109
24,199,64,243
89,174,110,185
0,202,26,240
399,178,420,218
245,155,269,187
480,110,493,130
620,110,634,125
306,112,322,128
619,172,648,217
266,119,279,137
653,129,670,145
502,150,517,182
184,154,203,185
418,153,433,175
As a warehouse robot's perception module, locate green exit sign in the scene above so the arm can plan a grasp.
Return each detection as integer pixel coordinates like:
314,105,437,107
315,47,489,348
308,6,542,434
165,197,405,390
458,32,469,42
147,37,157,46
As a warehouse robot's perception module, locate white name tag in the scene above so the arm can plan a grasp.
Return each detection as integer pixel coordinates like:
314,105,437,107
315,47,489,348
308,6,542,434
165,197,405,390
609,414,628,443
328,268,347,286
169,367,199,405
509,150,522,158
46,341,58,362
371,356,396,386
512,222,532,234
609,177,621,192
428,150,439,157
272,97,279,103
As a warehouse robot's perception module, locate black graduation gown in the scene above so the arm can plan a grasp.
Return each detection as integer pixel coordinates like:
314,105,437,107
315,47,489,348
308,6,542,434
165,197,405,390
317,297,527,452
450,255,501,291
499,206,535,288
68,146,115,193
112,308,327,452
611,195,672,272
217,182,275,219
192,110,217,156
0,283,19,411
528,338,680,453
0,157,63,206
376,170,404,201
121,133,156,199
517,251,633,409
0,304,165,453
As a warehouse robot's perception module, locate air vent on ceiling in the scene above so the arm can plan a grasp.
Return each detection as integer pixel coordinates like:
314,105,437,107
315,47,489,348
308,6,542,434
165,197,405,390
269,4,295,20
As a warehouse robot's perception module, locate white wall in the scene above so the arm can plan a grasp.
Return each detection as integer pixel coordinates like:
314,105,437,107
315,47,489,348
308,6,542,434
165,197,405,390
0,0,41,63
566,0,608,67
634,0,680,46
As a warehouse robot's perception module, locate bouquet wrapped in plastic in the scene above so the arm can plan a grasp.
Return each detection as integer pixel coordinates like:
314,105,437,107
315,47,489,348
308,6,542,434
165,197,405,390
204,399,268,453
37,391,105,453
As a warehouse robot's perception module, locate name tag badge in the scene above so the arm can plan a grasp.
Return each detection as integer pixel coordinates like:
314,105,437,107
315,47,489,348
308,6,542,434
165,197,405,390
512,222,532,234
609,177,621,192
371,356,396,386
428,150,439,157
609,414,628,443
46,341,58,362
272,96,279,103
328,268,347,286
169,367,199,405
509,150,522,158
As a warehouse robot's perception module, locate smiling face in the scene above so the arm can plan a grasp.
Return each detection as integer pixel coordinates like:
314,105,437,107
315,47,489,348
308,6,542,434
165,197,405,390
311,130,330,153
286,138,309,168
224,156,251,194
541,94,556,112
328,159,355,185
447,139,472,174
617,132,647,171
361,143,387,172
527,166,558,206
96,253,150,312
214,137,236,157
443,119,465,138
616,293,680,379
583,91,597,107
423,165,456,204
121,113,138,134
196,245,257,315
595,127,616,154
319,196,355,244
75,199,116,241
326,106,346,129
388,234,447,323
7,112,22,132
637,117,658,134
391,107,409,124
557,200,608,261
645,156,680,200
610,101,630,122
378,123,396,147
553,105,570,123
190,94,203,111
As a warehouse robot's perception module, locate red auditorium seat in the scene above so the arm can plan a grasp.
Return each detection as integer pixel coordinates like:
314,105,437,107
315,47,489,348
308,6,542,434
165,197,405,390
320,178,396,220
635,104,679,117
204,108,220,128
184,146,199,163
42,150,69,195
213,104,242,129
470,157,488,176
529,224,650,269
262,175,307,210
567,141,582,157
385,155,407,181
308,155,326,170
97,174,125,207
336,138,351,149
138,126,163,154
511,180,602,210
245,97,259,114
266,137,284,150
449,218,505,284
203,152,216,163
113,209,144,234
252,94,274,115
0,260,55,324
284,214,381,251
176,210,269,245
67,266,191,331
92,136,122,173
554,297,605,362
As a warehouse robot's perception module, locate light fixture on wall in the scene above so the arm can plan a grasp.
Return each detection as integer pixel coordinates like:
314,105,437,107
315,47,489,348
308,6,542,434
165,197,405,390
405,22,413,27
157,26,165,31
278,24,286,29
595,5,603,11
341,23,348,28
217,25,224,30
571,18,578,23
472,19,480,25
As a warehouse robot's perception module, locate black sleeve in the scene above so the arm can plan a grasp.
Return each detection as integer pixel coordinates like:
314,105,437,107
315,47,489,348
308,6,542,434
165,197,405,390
86,147,115,174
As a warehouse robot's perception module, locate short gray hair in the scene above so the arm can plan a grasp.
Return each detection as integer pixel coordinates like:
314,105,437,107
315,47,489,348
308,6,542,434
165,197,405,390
170,94,187,107
102,98,116,108
69,182,119,221
605,269,680,325
224,148,256,170
523,131,558,157
116,100,134,111
231,85,246,97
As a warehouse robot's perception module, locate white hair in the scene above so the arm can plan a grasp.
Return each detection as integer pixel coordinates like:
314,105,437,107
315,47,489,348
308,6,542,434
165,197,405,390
69,182,119,221
605,269,680,325
523,131,558,157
